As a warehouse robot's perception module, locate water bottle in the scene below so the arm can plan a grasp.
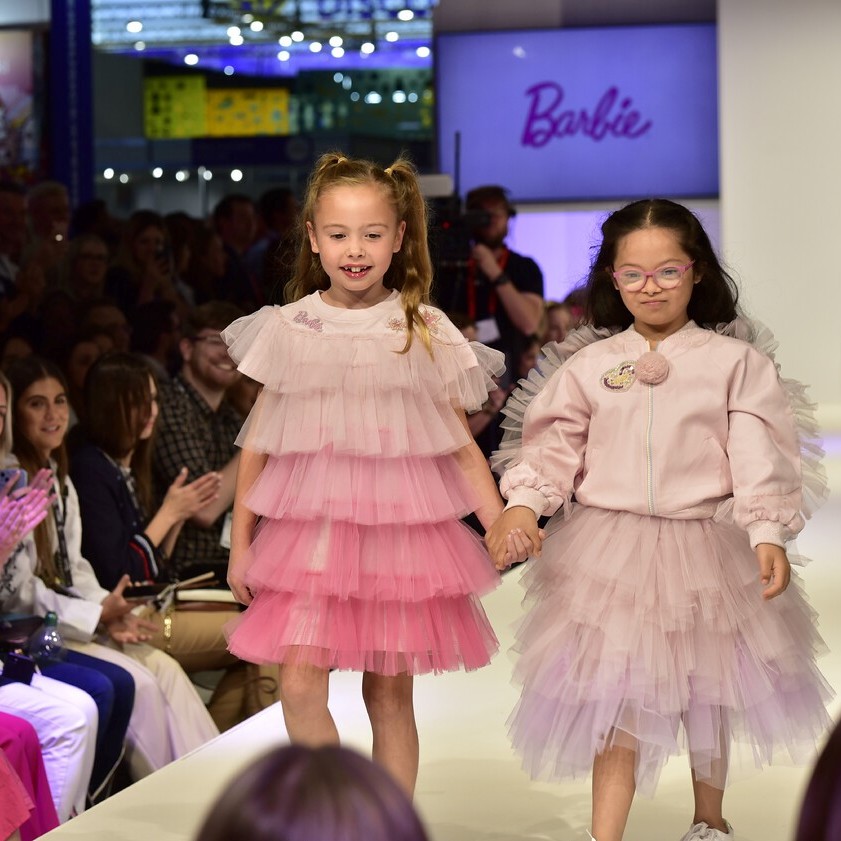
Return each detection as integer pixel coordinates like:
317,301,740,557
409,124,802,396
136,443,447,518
28,611,65,664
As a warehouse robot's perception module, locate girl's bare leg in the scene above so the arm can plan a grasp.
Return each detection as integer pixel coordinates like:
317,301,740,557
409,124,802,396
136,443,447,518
591,741,637,841
690,725,729,833
362,671,419,797
278,661,339,745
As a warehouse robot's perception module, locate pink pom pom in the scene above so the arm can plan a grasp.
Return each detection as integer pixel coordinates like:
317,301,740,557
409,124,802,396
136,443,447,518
634,351,669,385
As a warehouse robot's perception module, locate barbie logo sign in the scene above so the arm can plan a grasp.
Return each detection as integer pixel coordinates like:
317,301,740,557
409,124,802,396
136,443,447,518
522,83,652,147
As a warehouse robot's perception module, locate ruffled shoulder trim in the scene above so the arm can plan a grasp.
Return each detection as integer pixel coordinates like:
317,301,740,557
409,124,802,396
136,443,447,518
491,324,617,476
713,317,828,525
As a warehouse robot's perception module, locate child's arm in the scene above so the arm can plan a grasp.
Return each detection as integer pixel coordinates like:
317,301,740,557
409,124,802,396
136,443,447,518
451,406,504,532
227,446,268,605
485,506,543,570
755,543,791,600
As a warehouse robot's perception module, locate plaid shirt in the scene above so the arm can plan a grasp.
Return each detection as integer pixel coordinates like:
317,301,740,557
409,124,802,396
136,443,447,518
152,374,242,572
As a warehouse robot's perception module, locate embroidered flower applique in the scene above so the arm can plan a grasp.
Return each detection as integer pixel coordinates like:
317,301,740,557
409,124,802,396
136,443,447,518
293,311,324,332
387,309,442,334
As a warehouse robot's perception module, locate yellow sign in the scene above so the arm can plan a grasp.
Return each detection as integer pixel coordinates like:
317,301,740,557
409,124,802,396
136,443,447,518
206,88,290,137
144,76,207,139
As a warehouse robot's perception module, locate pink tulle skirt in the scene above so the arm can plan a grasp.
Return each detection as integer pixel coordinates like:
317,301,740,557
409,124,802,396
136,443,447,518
510,506,833,796
227,455,500,676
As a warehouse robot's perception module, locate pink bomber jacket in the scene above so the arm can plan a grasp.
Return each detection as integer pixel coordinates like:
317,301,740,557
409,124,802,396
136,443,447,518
500,322,804,548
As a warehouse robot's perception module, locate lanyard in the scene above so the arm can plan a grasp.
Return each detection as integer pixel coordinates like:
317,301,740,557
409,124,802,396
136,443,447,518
466,247,509,321
52,482,73,589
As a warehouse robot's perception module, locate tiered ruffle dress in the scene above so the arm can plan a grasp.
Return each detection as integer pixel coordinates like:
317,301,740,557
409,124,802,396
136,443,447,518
222,290,504,675
492,320,833,795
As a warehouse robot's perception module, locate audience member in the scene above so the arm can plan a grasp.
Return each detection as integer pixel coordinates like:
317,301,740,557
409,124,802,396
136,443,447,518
72,353,277,730
152,302,243,580
130,300,181,381
212,194,259,309
195,745,431,841
246,187,299,302
59,234,109,305
79,301,131,353
542,300,574,344
182,226,227,305
2,356,219,782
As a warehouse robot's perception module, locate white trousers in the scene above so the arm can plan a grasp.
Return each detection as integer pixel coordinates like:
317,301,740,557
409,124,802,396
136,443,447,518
0,673,98,822
66,639,219,779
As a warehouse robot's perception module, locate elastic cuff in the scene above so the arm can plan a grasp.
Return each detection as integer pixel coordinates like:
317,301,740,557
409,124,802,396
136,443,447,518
503,487,548,517
746,520,786,549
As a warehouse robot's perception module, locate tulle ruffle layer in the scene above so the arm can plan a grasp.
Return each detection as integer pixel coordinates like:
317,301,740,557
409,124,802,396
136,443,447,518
223,304,504,410
226,591,498,675
236,384,473,458
246,451,478,525
244,517,499,602
510,506,832,796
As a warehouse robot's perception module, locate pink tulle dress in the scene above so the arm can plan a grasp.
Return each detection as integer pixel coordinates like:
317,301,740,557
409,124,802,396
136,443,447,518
222,290,504,676
493,320,833,796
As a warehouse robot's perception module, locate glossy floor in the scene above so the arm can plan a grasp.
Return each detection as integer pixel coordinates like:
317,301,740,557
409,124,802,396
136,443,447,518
42,439,841,841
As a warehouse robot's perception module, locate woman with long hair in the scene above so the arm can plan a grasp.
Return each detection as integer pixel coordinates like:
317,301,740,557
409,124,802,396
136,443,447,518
70,352,275,730
2,356,218,781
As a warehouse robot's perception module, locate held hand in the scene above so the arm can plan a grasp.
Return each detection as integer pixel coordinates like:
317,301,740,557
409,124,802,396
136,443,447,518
485,506,543,570
106,612,157,645
99,575,136,624
162,468,222,522
227,546,253,606
471,243,503,281
756,543,791,600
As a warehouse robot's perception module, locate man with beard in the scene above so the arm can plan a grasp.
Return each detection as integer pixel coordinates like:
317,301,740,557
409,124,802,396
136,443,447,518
152,301,244,579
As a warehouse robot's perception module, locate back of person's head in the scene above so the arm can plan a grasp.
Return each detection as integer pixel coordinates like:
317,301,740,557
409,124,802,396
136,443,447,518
288,151,432,352
795,718,841,841
195,745,430,841
131,300,179,355
584,198,739,331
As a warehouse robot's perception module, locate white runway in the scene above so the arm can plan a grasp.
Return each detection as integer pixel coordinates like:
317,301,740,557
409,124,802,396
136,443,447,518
42,436,841,841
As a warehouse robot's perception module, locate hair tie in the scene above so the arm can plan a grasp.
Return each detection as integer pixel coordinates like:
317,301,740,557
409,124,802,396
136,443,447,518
384,166,394,177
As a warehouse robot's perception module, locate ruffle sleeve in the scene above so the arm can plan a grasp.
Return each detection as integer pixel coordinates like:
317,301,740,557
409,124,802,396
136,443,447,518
492,326,613,517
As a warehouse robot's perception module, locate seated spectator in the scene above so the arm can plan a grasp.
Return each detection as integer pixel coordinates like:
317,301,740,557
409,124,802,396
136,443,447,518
542,300,574,344
246,187,299,303
60,234,110,305
129,300,181,382
72,352,277,730
0,717,59,839
195,745,431,841
182,226,227,306
79,300,131,352
212,194,259,310
152,302,243,581
2,356,219,781
105,210,179,317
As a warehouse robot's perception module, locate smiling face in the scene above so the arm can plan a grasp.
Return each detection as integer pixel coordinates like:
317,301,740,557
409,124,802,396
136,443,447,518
181,329,240,393
611,226,700,342
17,377,69,461
138,376,159,441
306,183,406,307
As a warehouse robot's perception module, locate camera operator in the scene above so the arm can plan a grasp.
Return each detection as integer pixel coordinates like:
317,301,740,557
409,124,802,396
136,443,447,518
453,186,544,382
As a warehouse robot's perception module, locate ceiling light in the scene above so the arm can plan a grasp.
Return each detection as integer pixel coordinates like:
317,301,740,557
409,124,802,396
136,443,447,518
342,76,352,89
392,90,407,103
227,26,241,37
277,50,290,61
202,169,213,181
230,34,244,46
397,9,414,21
350,91,360,102
385,31,399,42
291,31,304,42
364,92,382,104
231,169,244,182
250,21,264,32
184,53,199,65
360,42,375,55
119,173,129,184
175,169,189,182
309,42,323,53
329,36,343,47
224,65,235,75
103,168,115,180
133,41,146,51
416,46,431,58
278,35,292,47
152,167,163,178
334,72,344,82
126,20,143,33
241,13,254,23
407,92,419,103
331,47,344,58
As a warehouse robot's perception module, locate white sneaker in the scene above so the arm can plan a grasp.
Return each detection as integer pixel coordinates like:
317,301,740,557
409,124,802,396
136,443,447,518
679,821,733,841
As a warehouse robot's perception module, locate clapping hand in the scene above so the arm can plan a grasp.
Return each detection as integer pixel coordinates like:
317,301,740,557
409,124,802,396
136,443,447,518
0,468,55,562
162,467,222,522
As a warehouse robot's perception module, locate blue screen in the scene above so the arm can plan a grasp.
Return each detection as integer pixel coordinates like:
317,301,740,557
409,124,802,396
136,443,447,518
435,24,719,201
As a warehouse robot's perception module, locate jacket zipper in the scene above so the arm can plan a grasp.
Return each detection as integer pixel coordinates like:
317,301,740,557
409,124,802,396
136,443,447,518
645,383,656,514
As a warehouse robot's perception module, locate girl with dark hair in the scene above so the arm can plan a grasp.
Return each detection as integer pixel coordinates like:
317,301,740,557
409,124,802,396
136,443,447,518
1,355,218,782
224,152,506,795
195,744,431,841
70,352,272,731
486,199,831,841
